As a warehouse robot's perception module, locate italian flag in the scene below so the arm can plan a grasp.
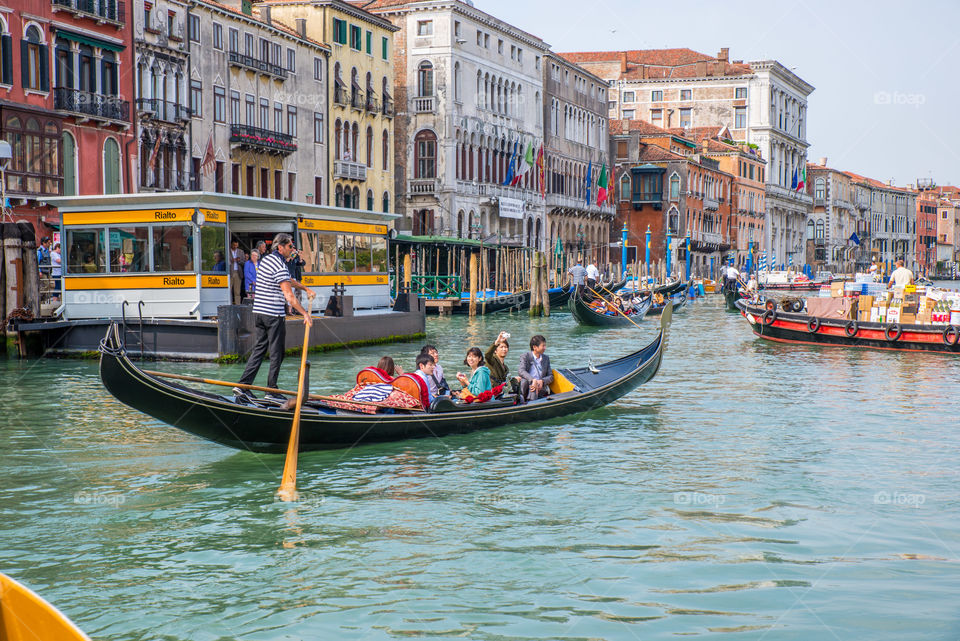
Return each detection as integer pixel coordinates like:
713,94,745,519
797,166,806,192
596,163,608,205
536,146,545,198
511,142,535,187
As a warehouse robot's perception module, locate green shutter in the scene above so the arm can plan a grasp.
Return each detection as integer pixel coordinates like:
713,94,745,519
0,35,12,85
62,132,76,196
20,40,28,87
39,44,49,91
381,36,387,60
103,138,120,195
366,31,371,55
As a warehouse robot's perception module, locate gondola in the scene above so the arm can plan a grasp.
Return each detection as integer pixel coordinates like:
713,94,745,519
724,288,746,311
424,289,532,314
737,300,960,354
0,572,91,641
98,309,671,452
568,290,652,327
547,285,574,308
647,289,688,316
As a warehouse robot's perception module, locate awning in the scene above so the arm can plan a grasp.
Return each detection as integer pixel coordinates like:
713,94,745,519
54,29,125,52
335,76,346,88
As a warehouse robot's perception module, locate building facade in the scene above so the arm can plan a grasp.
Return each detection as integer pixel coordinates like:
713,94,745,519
367,0,550,248
1,0,134,237
187,0,329,202
265,0,397,211
843,172,916,273
913,182,959,276
542,52,612,265
806,160,861,273
562,48,814,270
134,0,192,192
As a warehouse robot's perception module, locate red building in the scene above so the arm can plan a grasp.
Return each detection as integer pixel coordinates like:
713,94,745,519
1,0,134,238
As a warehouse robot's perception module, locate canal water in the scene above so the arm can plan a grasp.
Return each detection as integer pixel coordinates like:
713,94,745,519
1,297,959,640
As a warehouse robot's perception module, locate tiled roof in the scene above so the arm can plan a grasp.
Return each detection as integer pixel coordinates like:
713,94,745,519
559,48,752,80
842,171,912,193
562,48,713,66
200,0,331,49
638,145,687,163
610,118,675,137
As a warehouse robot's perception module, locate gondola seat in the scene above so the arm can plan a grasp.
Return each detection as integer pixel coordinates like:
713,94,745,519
357,366,394,386
391,373,430,410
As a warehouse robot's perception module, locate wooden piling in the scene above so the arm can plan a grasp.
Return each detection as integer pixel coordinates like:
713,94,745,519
468,251,478,317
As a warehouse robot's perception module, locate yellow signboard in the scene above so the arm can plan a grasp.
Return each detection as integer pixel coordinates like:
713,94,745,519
62,209,227,226
65,275,198,290
301,274,388,287
201,274,229,288
298,218,387,236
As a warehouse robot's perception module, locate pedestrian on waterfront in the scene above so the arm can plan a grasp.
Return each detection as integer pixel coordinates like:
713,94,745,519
484,331,515,389
888,259,914,289
50,242,62,298
455,347,492,397
244,250,259,301
518,335,553,402
234,233,316,402
37,236,51,271
230,240,244,305
412,352,437,406
419,344,449,395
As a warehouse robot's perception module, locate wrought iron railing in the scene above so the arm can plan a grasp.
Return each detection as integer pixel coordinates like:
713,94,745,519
229,124,296,154
136,98,191,122
227,51,287,79
54,87,130,122
52,0,125,25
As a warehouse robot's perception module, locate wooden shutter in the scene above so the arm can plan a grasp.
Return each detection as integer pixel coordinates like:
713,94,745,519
39,44,49,91
0,35,12,85
20,40,28,87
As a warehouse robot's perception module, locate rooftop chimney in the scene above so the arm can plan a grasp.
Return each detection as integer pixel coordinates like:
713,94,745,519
620,51,628,74
296,18,307,38
262,5,271,24
819,157,827,166
718,47,729,62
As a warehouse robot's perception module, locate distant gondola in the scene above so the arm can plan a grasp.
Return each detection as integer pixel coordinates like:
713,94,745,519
98,310,671,452
569,291,652,327
424,289,532,314
647,289,688,316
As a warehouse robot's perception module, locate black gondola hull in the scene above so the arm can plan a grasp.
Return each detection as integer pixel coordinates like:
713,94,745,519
568,293,651,327
98,324,666,452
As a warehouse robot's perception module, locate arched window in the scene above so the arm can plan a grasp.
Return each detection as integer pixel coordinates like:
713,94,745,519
366,189,374,211
457,210,464,238
619,173,630,201
815,219,825,241
352,187,360,209
417,61,433,97
454,62,461,102
814,177,825,200
806,219,814,240
103,137,121,194
23,25,48,91
382,191,390,213
351,122,359,160
365,126,373,168
334,119,342,160
670,173,680,200
414,129,437,178
382,129,389,171
333,62,343,104
335,184,344,207
62,130,76,196
350,67,359,106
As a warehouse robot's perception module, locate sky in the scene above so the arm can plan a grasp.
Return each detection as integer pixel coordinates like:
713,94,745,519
478,0,960,189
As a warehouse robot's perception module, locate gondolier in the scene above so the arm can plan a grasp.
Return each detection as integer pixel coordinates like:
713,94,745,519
235,233,316,401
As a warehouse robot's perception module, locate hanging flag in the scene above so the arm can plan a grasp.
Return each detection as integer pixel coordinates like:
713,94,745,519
200,136,216,176
596,163,608,205
796,166,806,192
607,166,615,204
510,141,534,187
536,145,545,199
585,160,593,204
848,232,861,246
502,140,518,186
148,134,162,170
790,169,798,191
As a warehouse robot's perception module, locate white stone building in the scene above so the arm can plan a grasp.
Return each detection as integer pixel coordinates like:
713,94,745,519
367,0,549,248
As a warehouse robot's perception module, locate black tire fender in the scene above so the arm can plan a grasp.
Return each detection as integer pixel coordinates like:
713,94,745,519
884,324,903,342
845,320,859,338
943,325,960,346
762,309,776,326
764,299,776,311
807,317,821,333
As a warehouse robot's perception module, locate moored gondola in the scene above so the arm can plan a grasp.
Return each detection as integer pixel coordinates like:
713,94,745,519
547,285,574,308
724,288,746,311
647,289,688,316
737,300,960,354
569,290,652,327
98,310,671,452
424,289,531,314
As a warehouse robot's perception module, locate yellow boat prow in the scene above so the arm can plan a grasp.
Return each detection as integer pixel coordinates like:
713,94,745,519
0,573,91,641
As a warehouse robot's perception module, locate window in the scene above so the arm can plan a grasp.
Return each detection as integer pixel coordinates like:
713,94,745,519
103,138,121,195
200,225,227,272
287,48,295,72
213,86,225,123
623,109,635,119
679,108,691,128
680,89,692,101
333,18,347,45
381,36,388,60
619,174,630,201
670,174,680,199
22,26,48,91
518,49,523,64
651,90,662,102
188,14,200,42
366,30,372,55
312,58,322,81
274,102,282,132
417,20,433,36
814,177,825,200
366,189,374,211
622,91,635,103
228,27,238,52
288,173,295,201
414,129,437,178
651,109,662,122
190,79,202,117
244,33,253,56
735,87,747,99
616,140,627,159
3,114,60,195
245,94,255,125
501,41,506,55
152,225,194,272
484,34,489,48
61,131,76,196
66,230,105,274
382,192,390,214
382,130,389,170
287,106,297,136
455,21,461,37
259,97,268,129
476,30,482,46
314,112,324,143
735,106,746,129
417,61,433,97
272,42,282,67
350,25,361,50
213,23,223,50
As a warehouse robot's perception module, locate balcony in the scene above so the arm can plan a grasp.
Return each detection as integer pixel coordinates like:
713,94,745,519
52,0,125,26
365,96,380,114
54,88,130,124
704,194,719,210
334,85,348,107
631,191,662,207
545,192,616,218
413,96,436,113
382,99,394,118
350,91,364,111
408,178,438,195
333,160,367,181
136,98,191,123
228,51,287,80
229,124,296,155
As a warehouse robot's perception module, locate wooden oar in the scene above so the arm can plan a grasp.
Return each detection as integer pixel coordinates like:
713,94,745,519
587,287,645,330
277,324,311,502
140,369,400,411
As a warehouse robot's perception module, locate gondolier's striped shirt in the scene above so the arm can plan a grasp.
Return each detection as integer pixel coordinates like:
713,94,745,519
252,252,291,316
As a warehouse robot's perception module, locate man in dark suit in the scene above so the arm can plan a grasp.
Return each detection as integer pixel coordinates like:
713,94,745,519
518,335,553,402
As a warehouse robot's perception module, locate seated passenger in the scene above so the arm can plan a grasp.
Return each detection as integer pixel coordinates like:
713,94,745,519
411,352,437,405
484,331,519,392
377,356,403,378
455,347,492,398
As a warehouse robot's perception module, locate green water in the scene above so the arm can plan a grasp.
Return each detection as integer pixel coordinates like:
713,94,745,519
1,299,959,640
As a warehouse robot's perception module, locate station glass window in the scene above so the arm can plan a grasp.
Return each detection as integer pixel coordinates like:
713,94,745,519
153,225,194,272
337,235,355,272
200,225,227,273
66,229,105,273
354,235,371,271
371,237,387,272
109,226,150,273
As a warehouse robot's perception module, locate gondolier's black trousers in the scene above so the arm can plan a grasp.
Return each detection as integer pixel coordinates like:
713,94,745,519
239,313,286,390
